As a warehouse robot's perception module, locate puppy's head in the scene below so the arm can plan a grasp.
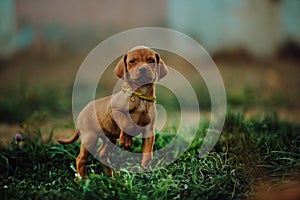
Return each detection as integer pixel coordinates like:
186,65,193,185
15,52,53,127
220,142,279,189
114,46,168,85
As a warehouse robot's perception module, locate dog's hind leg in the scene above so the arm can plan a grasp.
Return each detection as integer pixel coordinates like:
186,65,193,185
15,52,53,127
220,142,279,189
76,143,90,179
97,138,117,177
75,130,98,179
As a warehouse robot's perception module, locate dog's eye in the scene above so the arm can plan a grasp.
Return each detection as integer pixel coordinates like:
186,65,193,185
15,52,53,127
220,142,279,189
129,59,136,64
148,58,155,63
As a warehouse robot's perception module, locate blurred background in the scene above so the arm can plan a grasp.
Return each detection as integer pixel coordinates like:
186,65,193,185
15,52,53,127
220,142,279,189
0,0,300,144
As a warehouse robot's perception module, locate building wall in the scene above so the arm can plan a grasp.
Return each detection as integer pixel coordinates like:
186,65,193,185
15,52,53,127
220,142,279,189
1,0,167,57
0,0,17,57
1,0,300,58
167,0,300,57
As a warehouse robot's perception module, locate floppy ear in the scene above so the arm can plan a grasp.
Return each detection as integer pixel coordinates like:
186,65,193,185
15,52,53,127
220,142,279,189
113,54,127,79
155,54,168,81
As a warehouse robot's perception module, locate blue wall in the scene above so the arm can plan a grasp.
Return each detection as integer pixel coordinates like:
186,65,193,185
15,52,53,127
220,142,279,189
0,0,33,58
167,0,300,57
1,0,299,58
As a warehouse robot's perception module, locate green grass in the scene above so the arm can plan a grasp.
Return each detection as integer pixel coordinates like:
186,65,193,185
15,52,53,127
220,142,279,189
227,87,293,108
0,83,72,123
0,82,294,124
0,112,299,199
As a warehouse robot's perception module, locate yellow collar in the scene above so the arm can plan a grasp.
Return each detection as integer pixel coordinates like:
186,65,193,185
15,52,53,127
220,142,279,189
122,86,156,103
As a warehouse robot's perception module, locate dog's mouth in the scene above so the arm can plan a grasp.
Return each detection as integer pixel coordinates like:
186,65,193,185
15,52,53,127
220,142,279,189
132,69,154,84
134,75,154,84
128,66,155,85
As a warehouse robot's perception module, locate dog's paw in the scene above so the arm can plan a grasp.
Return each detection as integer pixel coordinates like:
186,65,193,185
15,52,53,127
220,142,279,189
119,132,132,150
124,137,132,150
74,173,88,181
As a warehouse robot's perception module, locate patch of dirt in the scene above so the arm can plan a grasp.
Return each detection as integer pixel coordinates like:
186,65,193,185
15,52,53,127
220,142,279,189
0,122,74,146
254,179,300,200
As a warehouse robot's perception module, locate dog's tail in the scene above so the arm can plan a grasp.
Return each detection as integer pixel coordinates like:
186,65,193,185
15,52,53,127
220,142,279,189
57,130,79,144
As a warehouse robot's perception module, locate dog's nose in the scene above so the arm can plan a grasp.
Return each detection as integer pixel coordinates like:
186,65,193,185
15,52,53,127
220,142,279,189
139,65,147,73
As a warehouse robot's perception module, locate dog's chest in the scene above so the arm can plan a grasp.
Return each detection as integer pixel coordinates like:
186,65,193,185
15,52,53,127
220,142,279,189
130,99,151,126
135,99,147,112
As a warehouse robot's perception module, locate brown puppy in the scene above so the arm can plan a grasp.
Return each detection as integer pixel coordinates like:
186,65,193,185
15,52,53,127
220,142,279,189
58,46,168,177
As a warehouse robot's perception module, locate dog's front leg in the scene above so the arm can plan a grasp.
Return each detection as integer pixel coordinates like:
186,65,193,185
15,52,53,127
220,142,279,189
112,109,143,149
141,127,155,168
